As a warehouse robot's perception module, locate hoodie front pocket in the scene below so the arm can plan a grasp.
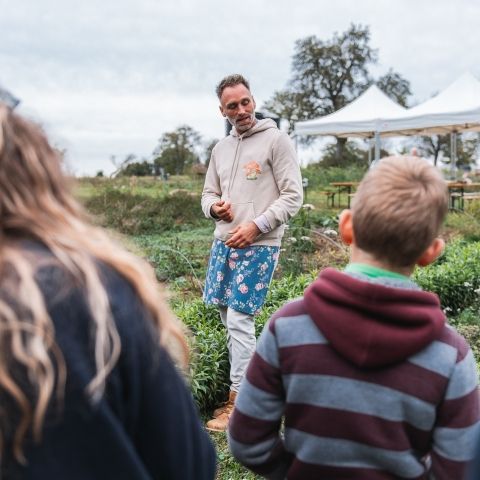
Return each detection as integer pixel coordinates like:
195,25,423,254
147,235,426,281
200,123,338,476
214,201,256,241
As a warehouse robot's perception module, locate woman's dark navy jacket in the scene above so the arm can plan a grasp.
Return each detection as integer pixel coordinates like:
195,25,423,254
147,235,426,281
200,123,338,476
3,243,216,479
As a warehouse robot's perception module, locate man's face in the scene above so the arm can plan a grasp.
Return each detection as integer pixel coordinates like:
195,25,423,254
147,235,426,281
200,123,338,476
219,84,256,134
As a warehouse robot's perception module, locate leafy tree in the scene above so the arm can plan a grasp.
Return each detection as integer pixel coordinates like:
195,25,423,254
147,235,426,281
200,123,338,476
110,153,137,178
376,69,411,107
320,140,391,167
119,160,153,176
416,134,478,168
203,138,219,168
416,135,450,166
153,125,201,175
263,24,411,165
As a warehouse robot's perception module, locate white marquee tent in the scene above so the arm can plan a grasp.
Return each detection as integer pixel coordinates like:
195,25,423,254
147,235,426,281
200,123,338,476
379,72,480,136
294,73,480,166
294,84,407,138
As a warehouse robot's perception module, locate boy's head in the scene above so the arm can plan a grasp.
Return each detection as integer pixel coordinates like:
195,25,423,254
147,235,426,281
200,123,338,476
341,155,449,269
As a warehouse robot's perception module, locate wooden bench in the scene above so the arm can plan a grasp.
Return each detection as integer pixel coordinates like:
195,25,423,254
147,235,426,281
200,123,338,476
318,191,336,207
464,193,480,200
449,192,480,210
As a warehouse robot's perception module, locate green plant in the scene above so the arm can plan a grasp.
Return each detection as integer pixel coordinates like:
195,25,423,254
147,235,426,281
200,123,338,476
278,206,343,276
174,273,315,414
445,210,480,242
84,189,207,235
175,300,230,413
413,239,480,313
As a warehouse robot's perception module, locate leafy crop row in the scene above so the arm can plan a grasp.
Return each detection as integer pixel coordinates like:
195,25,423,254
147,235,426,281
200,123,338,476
176,240,480,413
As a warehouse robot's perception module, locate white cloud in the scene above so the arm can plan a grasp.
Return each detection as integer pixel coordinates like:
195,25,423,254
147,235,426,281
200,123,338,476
2,0,480,174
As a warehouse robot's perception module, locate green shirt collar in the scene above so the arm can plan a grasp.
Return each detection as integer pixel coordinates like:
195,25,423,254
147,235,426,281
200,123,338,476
344,263,410,280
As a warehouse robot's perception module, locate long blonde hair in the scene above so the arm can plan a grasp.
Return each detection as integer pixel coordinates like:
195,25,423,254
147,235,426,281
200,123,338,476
0,105,188,462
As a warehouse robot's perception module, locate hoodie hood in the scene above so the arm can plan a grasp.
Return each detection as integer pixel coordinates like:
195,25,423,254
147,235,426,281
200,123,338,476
231,118,277,138
303,268,445,368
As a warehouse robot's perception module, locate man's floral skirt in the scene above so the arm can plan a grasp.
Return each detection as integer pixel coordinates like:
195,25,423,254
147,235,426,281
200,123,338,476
203,239,279,315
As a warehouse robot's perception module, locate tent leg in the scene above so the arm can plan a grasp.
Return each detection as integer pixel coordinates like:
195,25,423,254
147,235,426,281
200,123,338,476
374,132,381,162
450,132,457,179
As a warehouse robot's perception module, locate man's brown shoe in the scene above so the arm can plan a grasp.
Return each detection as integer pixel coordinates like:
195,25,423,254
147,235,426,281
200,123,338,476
212,391,237,418
206,391,237,432
205,410,232,432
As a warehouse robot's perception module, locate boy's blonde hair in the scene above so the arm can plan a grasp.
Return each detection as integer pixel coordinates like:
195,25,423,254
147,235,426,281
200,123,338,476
352,155,448,267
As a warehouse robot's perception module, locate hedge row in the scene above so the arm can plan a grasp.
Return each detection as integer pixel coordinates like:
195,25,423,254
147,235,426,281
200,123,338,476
175,240,480,414
84,189,208,234
413,239,480,313
174,273,314,414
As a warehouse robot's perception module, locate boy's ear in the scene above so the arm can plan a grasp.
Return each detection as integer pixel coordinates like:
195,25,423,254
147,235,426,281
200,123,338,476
339,209,354,245
417,238,445,267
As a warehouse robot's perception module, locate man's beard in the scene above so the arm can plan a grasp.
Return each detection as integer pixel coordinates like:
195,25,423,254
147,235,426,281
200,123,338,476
230,112,256,131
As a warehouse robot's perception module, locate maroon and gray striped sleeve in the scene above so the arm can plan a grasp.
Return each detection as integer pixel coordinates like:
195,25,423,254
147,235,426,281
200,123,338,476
228,300,480,479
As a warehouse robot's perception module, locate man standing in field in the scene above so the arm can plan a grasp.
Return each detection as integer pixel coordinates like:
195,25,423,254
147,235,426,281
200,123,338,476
201,74,303,432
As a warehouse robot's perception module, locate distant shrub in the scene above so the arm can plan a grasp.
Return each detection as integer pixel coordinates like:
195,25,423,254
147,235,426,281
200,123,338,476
414,239,480,313
445,211,480,242
301,163,367,190
84,188,207,234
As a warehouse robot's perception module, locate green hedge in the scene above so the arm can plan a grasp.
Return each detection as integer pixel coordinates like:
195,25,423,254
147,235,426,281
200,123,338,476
174,273,314,414
177,240,480,414
84,189,208,234
414,239,480,313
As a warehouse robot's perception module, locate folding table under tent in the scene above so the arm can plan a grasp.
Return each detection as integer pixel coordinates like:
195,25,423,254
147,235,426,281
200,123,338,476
294,84,407,162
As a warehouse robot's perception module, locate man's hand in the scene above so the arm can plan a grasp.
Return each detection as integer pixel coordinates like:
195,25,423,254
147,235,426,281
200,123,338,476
226,222,261,249
211,200,233,222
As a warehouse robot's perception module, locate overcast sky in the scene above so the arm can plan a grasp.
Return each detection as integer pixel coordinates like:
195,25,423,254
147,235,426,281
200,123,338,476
2,0,480,175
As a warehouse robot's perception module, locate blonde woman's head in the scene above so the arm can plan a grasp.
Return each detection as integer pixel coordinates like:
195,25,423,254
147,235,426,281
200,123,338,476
0,105,188,462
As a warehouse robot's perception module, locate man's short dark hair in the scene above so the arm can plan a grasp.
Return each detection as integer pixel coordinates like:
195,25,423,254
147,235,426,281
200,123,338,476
215,74,250,99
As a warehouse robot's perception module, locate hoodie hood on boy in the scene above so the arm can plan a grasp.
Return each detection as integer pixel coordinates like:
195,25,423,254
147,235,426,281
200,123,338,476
303,268,446,367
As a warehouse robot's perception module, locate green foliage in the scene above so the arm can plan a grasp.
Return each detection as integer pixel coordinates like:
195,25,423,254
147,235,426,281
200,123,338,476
133,228,211,291
301,163,367,189
263,24,411,161
84,187,207,235
376,69,412,107
413,240,480,313
152,125,202,175
320,140,382,167
212,432,260,479
450,302,480,369
417,133,479,168
174,273,314,414
177,301,231,413
445,211,480,242
119,160,153,176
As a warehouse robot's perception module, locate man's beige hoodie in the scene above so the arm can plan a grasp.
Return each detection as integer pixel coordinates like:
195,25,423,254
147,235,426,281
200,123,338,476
201,119,303,247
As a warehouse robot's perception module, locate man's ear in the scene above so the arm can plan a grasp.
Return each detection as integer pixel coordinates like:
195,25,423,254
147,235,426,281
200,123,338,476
339,209,354,245
417,238,445,267
219,105,226,117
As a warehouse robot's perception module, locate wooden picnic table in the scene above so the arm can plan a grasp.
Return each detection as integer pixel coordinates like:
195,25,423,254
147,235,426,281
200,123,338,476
329,181,480,211
330,182,359,208
447,182,480,210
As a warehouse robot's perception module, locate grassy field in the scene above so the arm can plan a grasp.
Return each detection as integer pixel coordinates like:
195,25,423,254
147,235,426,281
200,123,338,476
75,172,480,479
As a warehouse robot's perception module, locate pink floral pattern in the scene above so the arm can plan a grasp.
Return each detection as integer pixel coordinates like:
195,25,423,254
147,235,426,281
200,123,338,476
203,239,279,315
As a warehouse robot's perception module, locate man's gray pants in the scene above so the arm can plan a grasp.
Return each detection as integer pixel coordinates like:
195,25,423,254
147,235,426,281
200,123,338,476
219,306,256,393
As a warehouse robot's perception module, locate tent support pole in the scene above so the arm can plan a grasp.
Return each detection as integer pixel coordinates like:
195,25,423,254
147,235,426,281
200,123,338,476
374,132,381,161
450,132,457,179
